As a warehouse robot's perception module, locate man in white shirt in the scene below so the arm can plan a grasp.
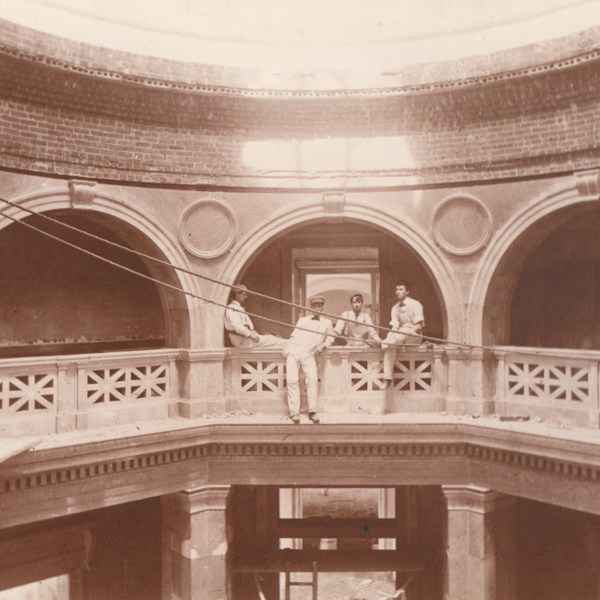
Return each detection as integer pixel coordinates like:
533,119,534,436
334,293,382,347
380,281,424,389
223,284,285,348
284,295,335,424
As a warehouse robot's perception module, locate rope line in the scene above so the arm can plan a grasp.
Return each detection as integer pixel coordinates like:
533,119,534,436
0,209,423,348
0,197,488,350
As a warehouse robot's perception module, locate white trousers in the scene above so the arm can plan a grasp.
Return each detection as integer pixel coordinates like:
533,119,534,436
285,353,318,416
229,333,286,349
380,330,421,379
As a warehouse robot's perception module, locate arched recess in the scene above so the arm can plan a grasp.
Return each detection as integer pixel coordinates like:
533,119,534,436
471,183,600,348
0,188,200,356
217,200,460,346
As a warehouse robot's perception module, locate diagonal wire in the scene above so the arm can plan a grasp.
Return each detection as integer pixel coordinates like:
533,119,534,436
0,209,424,348
0,196,487,350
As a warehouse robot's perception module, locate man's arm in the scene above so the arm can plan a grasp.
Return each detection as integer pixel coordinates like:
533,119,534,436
316,320,336,352
389,304,401,330
225,306,258,339
333,313,347,337
363,313,382,344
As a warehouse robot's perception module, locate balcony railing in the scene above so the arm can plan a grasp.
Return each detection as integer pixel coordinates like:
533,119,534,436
226,346,446,415
495,346,600,428
2,344,600,437
0,349,179,437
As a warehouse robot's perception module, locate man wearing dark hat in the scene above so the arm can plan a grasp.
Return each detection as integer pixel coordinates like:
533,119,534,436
224,284,285,348
283,295,334,424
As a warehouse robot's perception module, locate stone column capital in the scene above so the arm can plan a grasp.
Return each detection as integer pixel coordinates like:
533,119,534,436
162,485,231,514
443,484,515,514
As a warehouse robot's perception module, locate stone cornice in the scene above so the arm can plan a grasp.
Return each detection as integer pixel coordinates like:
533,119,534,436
1,38,600,99
1,422,600,528
2,422,600,489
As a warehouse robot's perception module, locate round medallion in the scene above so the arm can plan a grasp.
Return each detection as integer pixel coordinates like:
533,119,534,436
179,199,237,258
432,194,492,255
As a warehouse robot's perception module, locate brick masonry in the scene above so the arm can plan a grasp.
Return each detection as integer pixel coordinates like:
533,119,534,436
0,20,599,186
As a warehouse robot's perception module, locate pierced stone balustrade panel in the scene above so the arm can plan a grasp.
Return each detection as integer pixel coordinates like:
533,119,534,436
84,363,169,406
0,372,57,413
77,351,177,429
496,347,600,428
0,349,178,436
227,347,444,415
239,359,287,393
349,355,433,393
350,358,384,392
507,362,590,404
0,358,65,436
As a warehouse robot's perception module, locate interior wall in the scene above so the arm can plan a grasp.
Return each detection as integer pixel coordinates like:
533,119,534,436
0,212,165,357
0,498,162,600
516,499,600,600
82,499,162,600
510,209,600,349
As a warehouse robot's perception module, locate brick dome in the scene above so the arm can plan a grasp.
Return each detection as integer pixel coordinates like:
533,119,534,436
0,1,599,187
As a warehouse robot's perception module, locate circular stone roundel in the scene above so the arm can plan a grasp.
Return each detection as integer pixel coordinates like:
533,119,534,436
432,194,492,255
179,199,237,258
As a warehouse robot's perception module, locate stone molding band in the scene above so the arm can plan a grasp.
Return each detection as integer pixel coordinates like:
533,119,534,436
3,439,599,494
1,40,600,99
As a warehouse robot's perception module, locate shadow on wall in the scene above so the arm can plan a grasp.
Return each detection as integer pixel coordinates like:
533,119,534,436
0,212,165,357
510,209,600,350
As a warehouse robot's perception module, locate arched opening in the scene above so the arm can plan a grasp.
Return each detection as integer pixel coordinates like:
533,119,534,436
0,209,188,357
510,206,600,349
483,203,600,349
227,221,445,344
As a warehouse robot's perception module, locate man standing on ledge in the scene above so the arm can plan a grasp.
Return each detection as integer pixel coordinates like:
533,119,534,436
224,284,285,348
380,281,424,390
284,296,334,424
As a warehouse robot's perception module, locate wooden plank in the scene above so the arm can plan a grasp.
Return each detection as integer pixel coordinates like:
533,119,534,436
0,524,90,569
233,550,424,573
277,517,398,539
0,551,83,592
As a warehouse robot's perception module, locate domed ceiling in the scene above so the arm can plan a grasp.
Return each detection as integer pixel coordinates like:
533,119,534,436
2,0,600,89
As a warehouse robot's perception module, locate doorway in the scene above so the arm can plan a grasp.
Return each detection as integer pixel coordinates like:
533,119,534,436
292,247,380,327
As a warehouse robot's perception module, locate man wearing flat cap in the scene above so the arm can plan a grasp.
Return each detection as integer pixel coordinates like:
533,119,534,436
283,295,334,424
224,283,285,348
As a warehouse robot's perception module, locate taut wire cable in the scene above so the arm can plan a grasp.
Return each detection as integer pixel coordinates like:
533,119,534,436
0,197,489,350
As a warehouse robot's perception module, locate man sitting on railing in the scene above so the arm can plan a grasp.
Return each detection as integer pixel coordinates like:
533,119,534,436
224,284,286,349
380,280,424,390
284,295,335,424
334,293,382,347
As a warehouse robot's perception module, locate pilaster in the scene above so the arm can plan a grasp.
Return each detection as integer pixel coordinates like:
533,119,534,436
177,349,228,417
445,348,496,416
443,485,516,600
161,485,231,600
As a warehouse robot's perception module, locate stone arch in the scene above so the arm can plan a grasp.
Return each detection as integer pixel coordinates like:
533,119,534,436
469,181,596,346
0,186,201,349
217,199,462,345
